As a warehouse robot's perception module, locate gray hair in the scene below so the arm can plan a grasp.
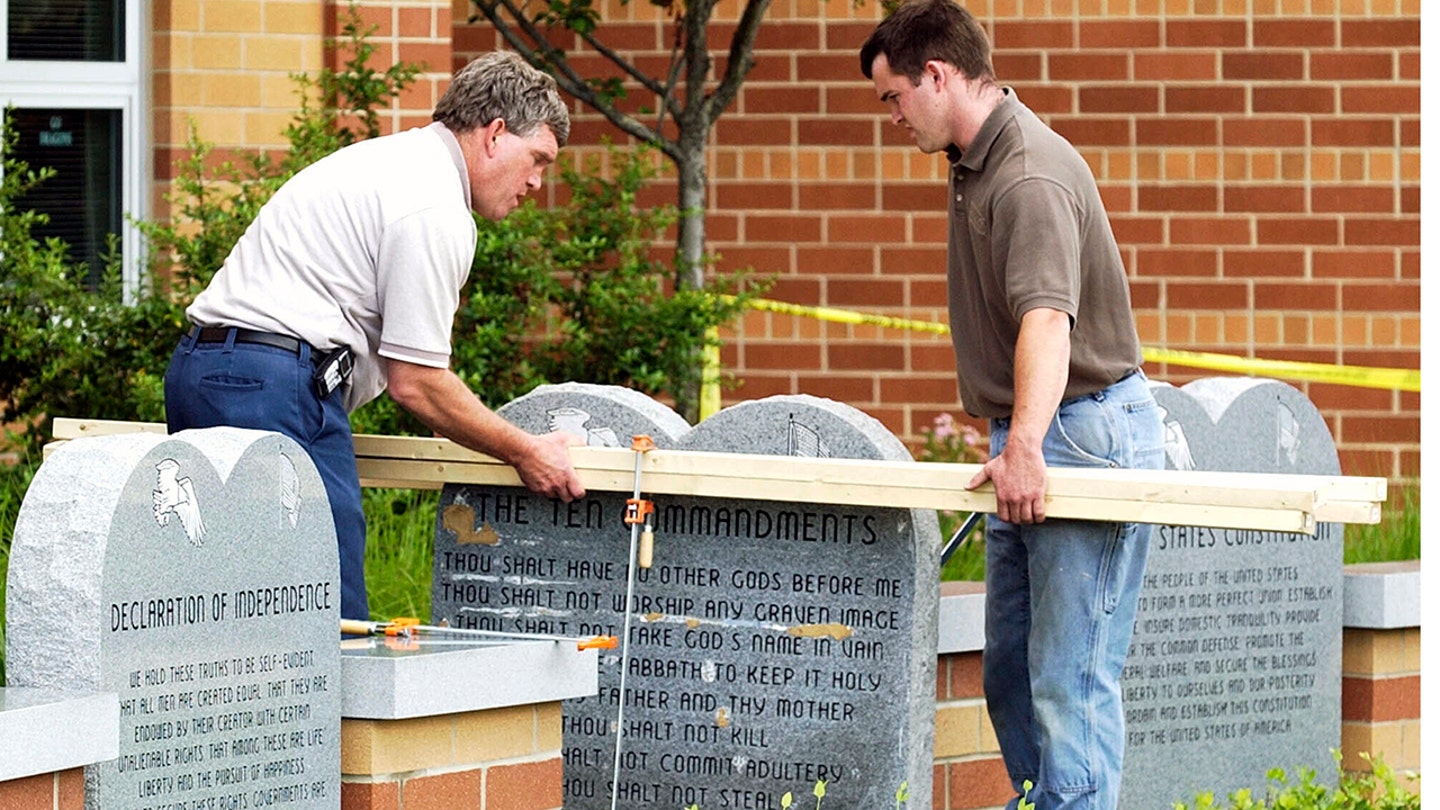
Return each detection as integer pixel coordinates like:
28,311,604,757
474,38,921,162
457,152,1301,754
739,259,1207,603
433,51,570,147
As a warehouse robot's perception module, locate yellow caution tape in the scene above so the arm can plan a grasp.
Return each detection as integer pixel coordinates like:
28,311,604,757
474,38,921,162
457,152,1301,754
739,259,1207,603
703,298,1419,405
1142,347,1419,392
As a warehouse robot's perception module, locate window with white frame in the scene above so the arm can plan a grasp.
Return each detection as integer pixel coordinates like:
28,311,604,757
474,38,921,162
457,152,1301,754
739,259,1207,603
2,0,146,294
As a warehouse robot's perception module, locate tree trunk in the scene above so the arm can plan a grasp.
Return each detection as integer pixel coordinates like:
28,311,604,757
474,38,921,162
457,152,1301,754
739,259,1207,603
673,137,708,421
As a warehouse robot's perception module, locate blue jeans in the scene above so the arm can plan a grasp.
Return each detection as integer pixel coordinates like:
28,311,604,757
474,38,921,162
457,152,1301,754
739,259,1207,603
983,371,1164,810
164,329,369,621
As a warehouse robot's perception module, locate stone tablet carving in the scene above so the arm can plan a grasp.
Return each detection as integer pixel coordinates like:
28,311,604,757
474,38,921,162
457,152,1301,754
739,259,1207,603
7,428,341,809
1119,379,1343,807
431,385,941,809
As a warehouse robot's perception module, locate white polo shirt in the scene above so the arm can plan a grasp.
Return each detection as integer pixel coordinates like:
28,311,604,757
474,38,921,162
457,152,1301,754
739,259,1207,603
187,122,477,412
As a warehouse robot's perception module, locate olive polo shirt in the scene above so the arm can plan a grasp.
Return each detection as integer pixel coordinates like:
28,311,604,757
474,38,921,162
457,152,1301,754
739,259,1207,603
945,88,1143,419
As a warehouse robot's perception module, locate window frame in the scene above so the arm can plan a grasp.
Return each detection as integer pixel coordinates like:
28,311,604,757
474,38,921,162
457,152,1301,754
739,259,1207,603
0,0,148,299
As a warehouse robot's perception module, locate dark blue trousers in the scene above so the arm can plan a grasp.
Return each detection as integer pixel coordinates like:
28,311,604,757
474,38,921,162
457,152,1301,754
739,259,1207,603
164,329,369,620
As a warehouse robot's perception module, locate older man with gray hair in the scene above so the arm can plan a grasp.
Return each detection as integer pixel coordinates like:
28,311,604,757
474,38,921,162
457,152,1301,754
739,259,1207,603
165,51,585,622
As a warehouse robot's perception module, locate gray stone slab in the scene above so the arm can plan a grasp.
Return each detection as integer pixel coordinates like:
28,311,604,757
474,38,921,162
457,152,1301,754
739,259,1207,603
339,638,598,719
1342,561,1421,629
1119,379,1343,808
0,687,119,781
6,428,341,809
432,386,941,810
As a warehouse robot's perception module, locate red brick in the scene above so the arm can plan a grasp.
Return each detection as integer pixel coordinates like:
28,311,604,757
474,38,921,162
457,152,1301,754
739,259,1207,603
829,280,905,307
1222,117,1307,147
1340,84,1420,114
1312,250,1397,280
729,374,798,398
878,246,947,275
1223,52,1304,80
912,279,949,308
1400,118,1420,146
799,183,875,210
1339,415,1420,444
1081,85,1160,114
948,651,985,699
1099,184,1133,214
1137,185,1218,213
992,20,1074,49
1167,282,1248,309
716,181,793,209
1224,186,1305,214
1215,249,1307,276
588,21,661,50
402,770,481,810
1166,85,1246,113
1079,20,1159,48
913,344,959,372
1008,84,1073,115
0,773,55,810
1310,50,1396,81
1345,350,1420,371
342,781,400,810
1400,250,1420,279
714,117,795,146
1253,281,1336,309
1253,85,1336,114
881,375,966,402
993,52,1044,81
829,216,906,243
1048,52,1128,81
1128,279,1161,308
797,118,874,146
58,769,84,810
742,85,821,114
1133,249,1218,277
827,85,885,114
1342,19,1419,48
1312,117,1396,147
767,277,822,305
797,53,860,82
716,247,792,274
487,759,562,810
753,22,821,50
1339,282,1419,312
1050,117,1130,146
1170,217,1250,246
1342,218,1419,248
1166,19,1246,47
746,343,822,368
1254,18,1336,47
1137,117,1217,146
947,757,1015,809
883,184,947,213
829,340,904,368
794,374,876,402
827,21,878,50
1110,215,1165,245
1256,218,1340,246
1306,384,1395,412
746,214,822,243
796,247,873,274
1311,187,1395,215
1135,52,1218,81
1400,50,1420,80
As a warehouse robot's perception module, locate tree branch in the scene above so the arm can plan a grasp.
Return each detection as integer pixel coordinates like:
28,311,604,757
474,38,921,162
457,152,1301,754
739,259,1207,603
470,0,681,160
705,0,772,122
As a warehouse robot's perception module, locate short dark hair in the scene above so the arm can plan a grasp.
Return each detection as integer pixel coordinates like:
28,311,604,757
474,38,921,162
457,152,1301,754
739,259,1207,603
859,0,995,85
433,51,571,147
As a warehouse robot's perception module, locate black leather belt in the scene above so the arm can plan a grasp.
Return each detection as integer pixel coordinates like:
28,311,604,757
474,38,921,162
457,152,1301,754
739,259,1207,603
190,326,327,363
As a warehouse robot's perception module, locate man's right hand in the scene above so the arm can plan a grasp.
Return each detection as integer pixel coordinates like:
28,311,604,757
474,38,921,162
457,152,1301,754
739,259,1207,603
515,430,586,502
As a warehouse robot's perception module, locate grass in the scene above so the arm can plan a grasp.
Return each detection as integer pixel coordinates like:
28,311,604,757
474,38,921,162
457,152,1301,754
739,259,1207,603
362,487,438,622
1344,482,1420,565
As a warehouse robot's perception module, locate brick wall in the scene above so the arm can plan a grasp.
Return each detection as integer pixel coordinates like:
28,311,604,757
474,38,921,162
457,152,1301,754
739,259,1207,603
453,0,1420,480
1340,626,1421,787
340,702,564,810
0,769,84,810
150,1,1419,480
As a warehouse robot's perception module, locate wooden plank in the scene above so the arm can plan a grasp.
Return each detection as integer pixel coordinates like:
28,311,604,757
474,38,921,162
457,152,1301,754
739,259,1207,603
350,456,1321,533
47,419,1387,531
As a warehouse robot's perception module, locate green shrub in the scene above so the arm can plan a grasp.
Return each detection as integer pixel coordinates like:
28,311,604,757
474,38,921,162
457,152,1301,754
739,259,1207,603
1174,751,1419,810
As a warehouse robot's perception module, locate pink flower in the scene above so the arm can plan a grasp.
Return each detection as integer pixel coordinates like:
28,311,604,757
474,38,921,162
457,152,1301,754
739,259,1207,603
931,412,956,440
